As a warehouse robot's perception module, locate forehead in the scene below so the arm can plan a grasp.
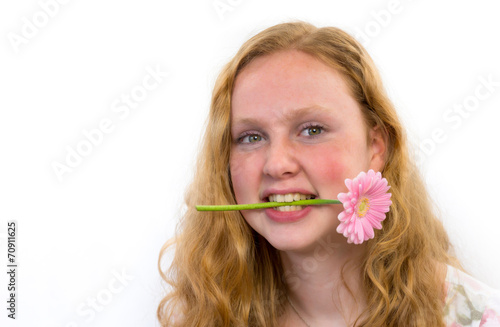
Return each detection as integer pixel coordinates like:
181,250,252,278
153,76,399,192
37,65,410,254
231,50,362,124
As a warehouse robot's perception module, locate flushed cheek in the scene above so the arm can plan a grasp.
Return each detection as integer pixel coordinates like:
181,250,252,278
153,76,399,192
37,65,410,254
306,153,348,221
229,153,263,203
316,159,344,183
301,145,348,193
313,159,348,199
229,155,264,231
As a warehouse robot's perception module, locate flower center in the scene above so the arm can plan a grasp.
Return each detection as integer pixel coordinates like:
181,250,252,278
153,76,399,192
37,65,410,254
357,197,370,217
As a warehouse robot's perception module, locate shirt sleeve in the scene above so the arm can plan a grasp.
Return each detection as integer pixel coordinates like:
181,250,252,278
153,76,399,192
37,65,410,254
479,289,500,326
444,265,500,327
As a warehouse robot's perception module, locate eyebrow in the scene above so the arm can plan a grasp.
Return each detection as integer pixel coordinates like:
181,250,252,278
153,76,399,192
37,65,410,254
232,105,333,127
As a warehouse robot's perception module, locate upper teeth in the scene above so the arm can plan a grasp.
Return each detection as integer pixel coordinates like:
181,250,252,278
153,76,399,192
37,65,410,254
268,193,314,202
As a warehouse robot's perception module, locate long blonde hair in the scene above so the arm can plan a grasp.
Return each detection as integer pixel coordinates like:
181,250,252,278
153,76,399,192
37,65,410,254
158,21,459,326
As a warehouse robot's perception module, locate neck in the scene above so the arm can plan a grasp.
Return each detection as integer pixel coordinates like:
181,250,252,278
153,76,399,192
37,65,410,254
280,233,367,326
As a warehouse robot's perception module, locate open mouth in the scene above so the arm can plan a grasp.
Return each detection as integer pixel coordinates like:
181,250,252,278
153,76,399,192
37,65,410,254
265,193,316,212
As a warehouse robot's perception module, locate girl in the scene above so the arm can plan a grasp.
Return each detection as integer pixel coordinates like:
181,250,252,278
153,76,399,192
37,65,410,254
158,21,500,326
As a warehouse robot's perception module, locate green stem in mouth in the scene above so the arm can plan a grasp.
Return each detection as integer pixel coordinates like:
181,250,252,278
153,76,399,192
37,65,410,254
196,199,341,211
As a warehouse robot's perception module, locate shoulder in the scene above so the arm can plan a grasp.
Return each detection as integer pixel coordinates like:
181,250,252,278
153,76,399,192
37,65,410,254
444,264,500,327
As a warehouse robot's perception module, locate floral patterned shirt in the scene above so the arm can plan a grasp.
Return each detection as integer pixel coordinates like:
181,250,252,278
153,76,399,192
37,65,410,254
444,265,500,326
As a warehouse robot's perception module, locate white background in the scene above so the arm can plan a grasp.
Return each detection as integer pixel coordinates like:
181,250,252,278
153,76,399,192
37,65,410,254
1,0,499,326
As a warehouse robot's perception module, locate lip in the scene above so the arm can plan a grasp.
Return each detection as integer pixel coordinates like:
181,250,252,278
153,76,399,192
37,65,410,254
260,188,317,223
265,205,313,223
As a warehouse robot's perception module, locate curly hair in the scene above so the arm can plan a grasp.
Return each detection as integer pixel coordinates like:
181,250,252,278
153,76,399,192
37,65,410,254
157,21,460,326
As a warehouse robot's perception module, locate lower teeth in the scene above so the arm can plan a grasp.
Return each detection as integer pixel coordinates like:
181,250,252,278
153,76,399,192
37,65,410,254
273,205,303,211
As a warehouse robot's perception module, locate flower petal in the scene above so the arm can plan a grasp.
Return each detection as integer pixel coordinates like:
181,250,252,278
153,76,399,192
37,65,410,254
336,170,392,245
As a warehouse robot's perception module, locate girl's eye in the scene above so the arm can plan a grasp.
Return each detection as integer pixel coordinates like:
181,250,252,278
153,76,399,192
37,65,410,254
301,125,323,136
239,134,262,143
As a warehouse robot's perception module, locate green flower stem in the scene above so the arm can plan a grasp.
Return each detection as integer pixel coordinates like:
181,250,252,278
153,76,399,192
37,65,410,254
196,199,341,211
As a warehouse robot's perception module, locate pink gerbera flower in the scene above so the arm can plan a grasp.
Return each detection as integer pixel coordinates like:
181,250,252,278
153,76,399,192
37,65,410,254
336,170,392,244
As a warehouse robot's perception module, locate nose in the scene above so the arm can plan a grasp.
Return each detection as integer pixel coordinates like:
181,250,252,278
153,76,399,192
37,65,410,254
262,137,300,179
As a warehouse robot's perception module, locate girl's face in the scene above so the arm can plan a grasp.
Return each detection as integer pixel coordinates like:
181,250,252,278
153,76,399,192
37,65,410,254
229,50,386,252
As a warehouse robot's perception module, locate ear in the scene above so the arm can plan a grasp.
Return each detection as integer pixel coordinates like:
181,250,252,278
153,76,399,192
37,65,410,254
368,125,387,172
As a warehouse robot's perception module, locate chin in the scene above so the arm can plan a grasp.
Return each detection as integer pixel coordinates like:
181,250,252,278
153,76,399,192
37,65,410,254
264,231,318,253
